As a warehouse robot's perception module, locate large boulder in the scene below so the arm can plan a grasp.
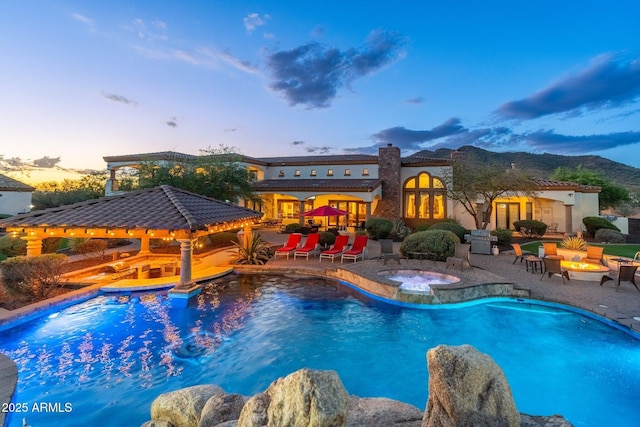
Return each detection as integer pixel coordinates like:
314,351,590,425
347,396,423,426
237,368,349,427
150,384,224,427
422,344,520,427
198,393,245,427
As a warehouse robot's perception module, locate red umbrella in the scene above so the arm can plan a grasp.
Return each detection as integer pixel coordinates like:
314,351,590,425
302,205,348,230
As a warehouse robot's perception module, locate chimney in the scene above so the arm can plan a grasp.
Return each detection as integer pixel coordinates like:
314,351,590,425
373,144,401,219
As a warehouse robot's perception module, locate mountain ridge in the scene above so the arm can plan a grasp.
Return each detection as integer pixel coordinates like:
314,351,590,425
413,146,640,193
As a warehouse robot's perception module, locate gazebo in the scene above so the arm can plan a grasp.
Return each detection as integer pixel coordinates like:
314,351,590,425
0,185,262,286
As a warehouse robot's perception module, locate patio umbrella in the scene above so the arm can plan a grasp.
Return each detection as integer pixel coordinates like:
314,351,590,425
302,205,348,231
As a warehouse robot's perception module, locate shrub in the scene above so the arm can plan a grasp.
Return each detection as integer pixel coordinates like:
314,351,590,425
583,216,620,237
388,218,411,241
365,217,393,240
594,228,626,244
318,231,336,247
1,254,68,299
231,234,270,265
513,220,547,238
491,228,513,246
560,235,588,251
0,234,27,258
415,223,431,232
209,232,239,248
74,239,108,258
284,223,308,234
399,230,460,262
429,222,468,242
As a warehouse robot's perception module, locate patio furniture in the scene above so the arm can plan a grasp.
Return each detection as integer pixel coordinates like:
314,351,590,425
540,257,570,284
600,265,639,292
319,234,349,263
341,235,368,263
274,233,302,259
582,246,605,265
524,256,543,273
294,233,321,260
445,243,472,271
511,243,534,264
542,243,563,260
379,239,400,265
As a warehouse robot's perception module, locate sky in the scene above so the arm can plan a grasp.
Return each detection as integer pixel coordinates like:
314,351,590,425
1,0,640,172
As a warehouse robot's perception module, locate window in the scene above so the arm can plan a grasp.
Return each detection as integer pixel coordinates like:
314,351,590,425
327,169,334,176
310,169,317,176
248,169,258,181
526,202,533,220
278,170,285,177
403,172,447,220
344,169,351,176
362,168,369,176
294,170,301,177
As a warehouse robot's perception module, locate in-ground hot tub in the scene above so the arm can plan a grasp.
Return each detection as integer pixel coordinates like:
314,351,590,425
378,269,460,294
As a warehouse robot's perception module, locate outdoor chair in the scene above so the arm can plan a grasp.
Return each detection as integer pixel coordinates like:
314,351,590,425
446,243,472,270
341,235,368,263
582,246,605,265
379,239,400,265
600,265,639,292
294,233,321,260
274,233,302,259
540,257,570,284
542,242,563,260
511,243,534,264
319,234,349,263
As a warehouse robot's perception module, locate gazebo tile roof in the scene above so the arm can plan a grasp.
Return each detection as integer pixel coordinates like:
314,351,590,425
0,174,35,192
0,185,262,231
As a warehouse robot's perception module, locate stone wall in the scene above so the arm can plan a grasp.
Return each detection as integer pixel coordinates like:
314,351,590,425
372,144,401,219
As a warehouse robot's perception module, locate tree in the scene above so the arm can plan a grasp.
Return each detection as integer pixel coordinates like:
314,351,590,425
551,165,629,210
136,145,258,202
444,160,537,229
32,172,107,209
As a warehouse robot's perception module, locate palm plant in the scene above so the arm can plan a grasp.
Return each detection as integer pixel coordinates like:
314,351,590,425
231,233,270,265
560,235,588,251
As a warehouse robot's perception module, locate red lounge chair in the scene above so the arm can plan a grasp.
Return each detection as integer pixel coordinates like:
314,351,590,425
274,233,302,259
341,235,368,263
294,233,321,260
319,234,349,263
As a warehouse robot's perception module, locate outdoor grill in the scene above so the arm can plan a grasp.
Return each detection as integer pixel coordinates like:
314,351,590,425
464,229,498,255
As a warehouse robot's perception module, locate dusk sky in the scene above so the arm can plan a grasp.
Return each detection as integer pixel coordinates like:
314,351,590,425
2,0,640,171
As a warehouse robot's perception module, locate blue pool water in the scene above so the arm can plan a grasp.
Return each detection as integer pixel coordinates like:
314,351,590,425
1,274,639,427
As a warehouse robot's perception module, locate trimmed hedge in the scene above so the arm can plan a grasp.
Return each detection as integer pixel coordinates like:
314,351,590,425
365,217,393,240
428,222,468,242
491,228,513,246
513,220,547,238
583,216,619,237
399,230,460,262
318,231,337,247
594,228,625,243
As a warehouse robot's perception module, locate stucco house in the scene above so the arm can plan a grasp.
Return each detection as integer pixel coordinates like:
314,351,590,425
103,145,600,234
0,173,34,216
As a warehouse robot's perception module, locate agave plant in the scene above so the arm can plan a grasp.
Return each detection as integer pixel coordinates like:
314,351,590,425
231,233,270,265
560,235,587,251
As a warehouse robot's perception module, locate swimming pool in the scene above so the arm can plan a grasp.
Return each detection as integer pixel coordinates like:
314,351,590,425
1,274,639,426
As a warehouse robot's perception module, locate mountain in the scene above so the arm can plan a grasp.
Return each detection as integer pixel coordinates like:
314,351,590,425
414,146,640,193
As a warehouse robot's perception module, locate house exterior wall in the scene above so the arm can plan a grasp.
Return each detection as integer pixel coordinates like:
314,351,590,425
0,191,32,215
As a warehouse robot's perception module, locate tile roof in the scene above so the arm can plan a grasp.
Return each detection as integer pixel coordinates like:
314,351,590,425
103,151,198,163
0,185,262,231
0,174,35,192
252,178,383,192
401,154,451,166
252,154,379,165
532,178,601,192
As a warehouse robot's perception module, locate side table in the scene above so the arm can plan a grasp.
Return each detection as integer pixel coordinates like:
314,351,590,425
524,256,543,273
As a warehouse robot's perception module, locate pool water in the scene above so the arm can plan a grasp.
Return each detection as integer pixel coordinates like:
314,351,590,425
1,274,639,427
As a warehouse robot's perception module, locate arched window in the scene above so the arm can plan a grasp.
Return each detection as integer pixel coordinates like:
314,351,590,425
403,172,446,219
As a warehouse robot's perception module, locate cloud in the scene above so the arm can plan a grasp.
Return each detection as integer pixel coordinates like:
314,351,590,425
244,13,270,34
521,130,640,154
101,91,138,106
264,29,407,108
496,53,640,120
166,117,178,127
305,146,332,154
72,13,94,26
405,96,425,105
373,118,466,148
291,140,305,145
218,50,258,73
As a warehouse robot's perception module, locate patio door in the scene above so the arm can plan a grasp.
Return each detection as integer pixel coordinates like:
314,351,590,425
496,203,520,229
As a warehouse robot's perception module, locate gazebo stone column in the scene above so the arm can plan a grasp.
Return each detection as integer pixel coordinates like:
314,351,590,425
22,237,43,257
243,224,252,247
299,201,305,225
139,237,151,254
177,239,194,286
